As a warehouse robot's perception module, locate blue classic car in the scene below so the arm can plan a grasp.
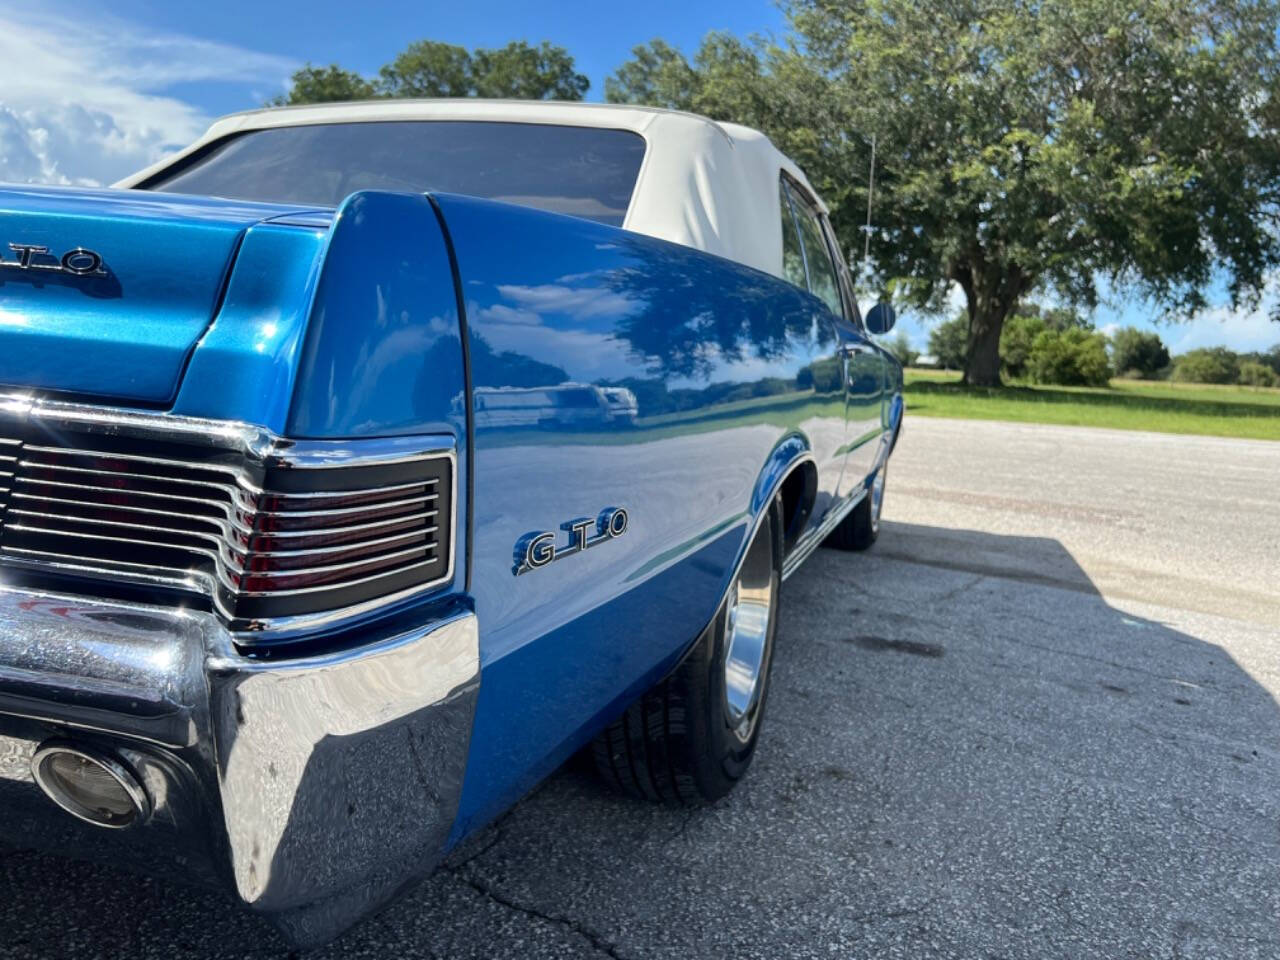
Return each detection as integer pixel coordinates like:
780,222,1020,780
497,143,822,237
0,100,902,945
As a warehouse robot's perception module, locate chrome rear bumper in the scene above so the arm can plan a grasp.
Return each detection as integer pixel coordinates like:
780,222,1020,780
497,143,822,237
0,585,479,947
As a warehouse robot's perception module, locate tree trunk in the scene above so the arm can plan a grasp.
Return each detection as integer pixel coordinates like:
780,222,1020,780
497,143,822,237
951,255,1027,386
963,307,1006,387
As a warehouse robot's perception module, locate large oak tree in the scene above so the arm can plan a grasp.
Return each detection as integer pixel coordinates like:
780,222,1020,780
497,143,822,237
610,1,1280,385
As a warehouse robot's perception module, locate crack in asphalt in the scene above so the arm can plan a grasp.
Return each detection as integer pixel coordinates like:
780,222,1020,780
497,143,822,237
1055,783,1082,838
666,807,697,846
449,826,507,870
447,866,631,960
848,896,938,927
931,572,987,606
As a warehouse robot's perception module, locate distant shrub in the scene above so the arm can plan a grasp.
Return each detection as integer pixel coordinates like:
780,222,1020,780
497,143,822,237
1239,346,1280,377
1110,327,1170,379
928,315,968,370
1027,328,1112,386
1172,347,1240,384
1238,360,1280,387
1114,366,1157,380
999,313,1047,379
886,331,920,367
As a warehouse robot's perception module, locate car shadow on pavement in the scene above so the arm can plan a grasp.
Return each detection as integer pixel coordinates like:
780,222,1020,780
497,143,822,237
2,519,1278,959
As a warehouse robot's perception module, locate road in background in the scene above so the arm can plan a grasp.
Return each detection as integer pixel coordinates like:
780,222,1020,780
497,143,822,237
3,417,1278,959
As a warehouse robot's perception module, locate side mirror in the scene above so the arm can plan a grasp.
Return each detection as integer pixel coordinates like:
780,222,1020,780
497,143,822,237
864,302,896,336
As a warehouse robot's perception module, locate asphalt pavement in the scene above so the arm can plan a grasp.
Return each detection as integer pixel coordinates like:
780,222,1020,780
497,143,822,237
3,416,1279,959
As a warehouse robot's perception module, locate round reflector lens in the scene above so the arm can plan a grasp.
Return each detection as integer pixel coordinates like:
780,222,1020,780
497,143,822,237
31,745,147,828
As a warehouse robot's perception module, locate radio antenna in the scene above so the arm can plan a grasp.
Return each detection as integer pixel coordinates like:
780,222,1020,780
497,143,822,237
861,134,877,268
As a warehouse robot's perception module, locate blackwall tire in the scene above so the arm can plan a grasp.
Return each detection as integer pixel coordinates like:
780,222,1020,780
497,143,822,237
592,496,783,803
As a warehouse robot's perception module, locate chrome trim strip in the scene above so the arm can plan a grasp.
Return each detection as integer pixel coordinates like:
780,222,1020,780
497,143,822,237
26,443,245,474
223,528,431,562
263,435,452,470
0,393,269,457
15,475,253,513
258,492,436,520
235,556,438,597
234,543,432,582
8,507,228,544
222,566,451,637
10,490,259,540
20,458,253,496
5,521,227,566
263,477,438,501
781,487,868,581
25,449,440,502
0,548,207,592
242,509,439,542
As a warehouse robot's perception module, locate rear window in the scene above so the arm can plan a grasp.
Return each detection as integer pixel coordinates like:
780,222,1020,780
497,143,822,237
144,121,647,227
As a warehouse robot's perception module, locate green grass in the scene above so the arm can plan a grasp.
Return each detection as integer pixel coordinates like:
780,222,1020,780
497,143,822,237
904,369,1280,440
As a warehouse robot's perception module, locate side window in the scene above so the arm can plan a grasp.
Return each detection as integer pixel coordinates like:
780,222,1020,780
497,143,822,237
778,180,808,290
787,181,844,316
823,218,861,326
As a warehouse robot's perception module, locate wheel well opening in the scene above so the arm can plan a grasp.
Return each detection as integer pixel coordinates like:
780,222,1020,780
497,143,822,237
778,461,817,557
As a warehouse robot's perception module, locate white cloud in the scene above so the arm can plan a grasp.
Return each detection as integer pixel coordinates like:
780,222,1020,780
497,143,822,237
495,283,637,321
1167,282,1280,354
474,303,544,327
473,304,638,382
0,6,294,186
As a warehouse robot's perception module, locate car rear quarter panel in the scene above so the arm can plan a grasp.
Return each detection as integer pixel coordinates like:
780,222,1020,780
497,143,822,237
431,194,847,835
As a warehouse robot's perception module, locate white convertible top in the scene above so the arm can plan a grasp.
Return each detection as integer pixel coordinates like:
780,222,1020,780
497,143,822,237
117,99,828,280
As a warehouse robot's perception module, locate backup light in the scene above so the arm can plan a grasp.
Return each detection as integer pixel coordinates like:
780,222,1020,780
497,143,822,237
30,744,149,829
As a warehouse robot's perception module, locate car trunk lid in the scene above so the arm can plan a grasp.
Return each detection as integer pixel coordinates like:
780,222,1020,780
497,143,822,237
0,184,329,405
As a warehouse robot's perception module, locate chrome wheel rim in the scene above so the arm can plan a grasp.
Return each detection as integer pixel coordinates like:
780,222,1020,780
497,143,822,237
870,463,887,535
722,524,776,743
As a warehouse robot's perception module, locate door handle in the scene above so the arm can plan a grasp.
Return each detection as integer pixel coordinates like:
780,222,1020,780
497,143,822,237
842,344,867,356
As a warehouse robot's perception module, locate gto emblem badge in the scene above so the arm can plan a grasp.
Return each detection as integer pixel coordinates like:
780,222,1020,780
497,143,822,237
514,506,628,575
0,243,107,277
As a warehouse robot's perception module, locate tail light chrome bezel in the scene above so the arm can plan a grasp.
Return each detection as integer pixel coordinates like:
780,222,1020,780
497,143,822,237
0,393,457,643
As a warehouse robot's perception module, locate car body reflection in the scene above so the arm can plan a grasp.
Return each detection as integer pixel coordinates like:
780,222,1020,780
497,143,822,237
463,383,639,430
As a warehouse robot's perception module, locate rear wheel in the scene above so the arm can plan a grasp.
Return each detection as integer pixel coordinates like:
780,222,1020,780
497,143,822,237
592,497,783,803
824,460,886,552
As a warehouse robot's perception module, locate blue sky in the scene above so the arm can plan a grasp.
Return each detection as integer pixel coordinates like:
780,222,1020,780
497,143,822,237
96,0,787,116
0,0,1274,353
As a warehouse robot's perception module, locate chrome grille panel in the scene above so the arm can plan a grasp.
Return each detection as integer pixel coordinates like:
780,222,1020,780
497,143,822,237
0,398,455,642
0,437,19,526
